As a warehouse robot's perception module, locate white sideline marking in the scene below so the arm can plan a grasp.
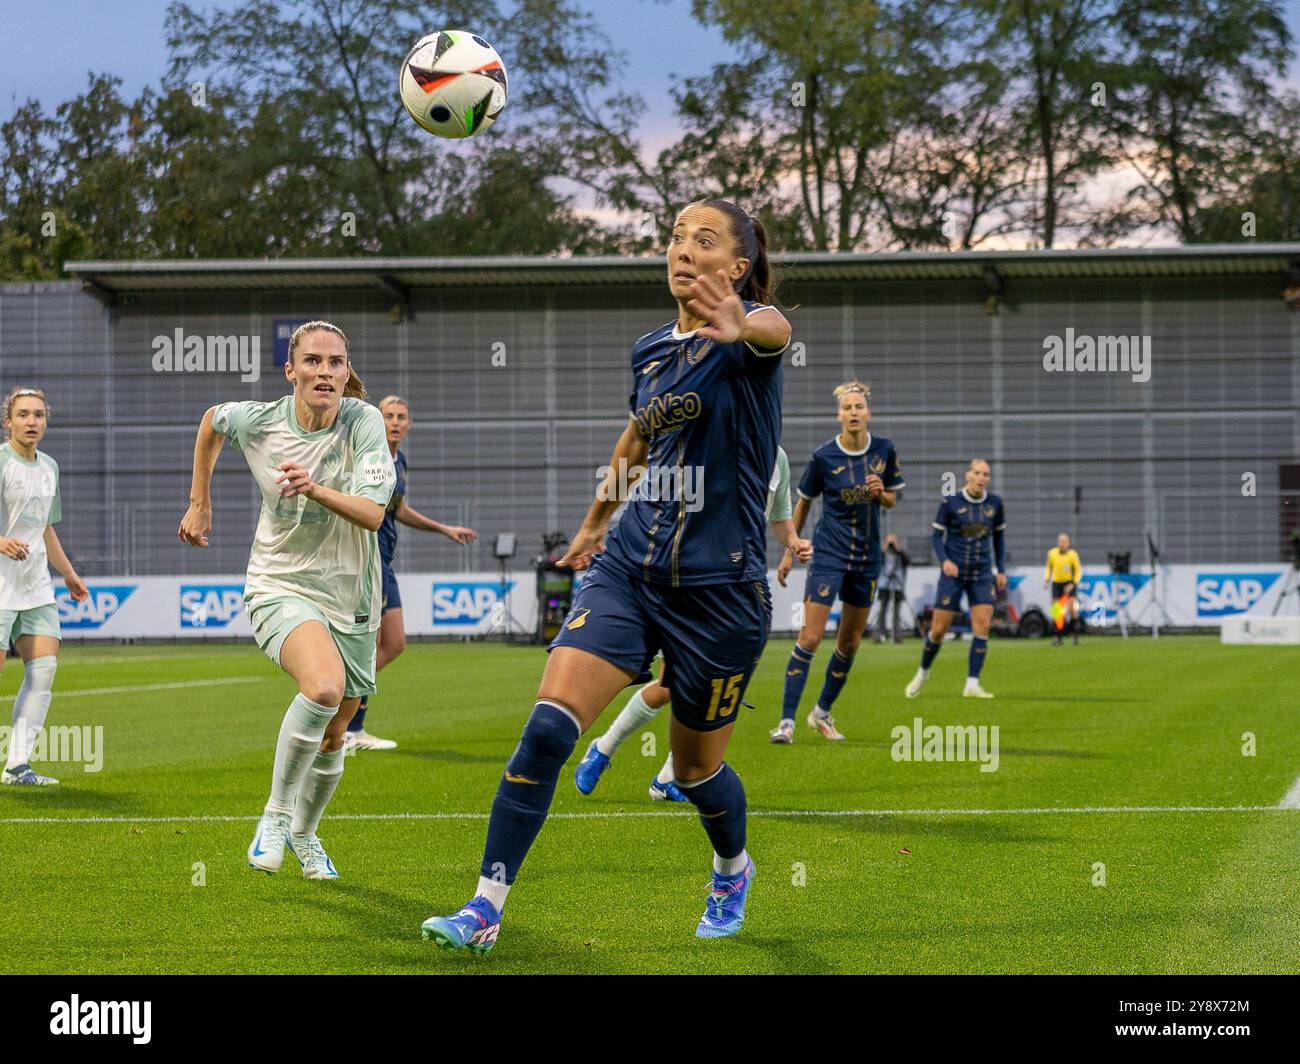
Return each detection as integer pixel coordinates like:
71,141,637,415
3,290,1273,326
1279,776,1300,809
0,677,263,703
0,805,1292,826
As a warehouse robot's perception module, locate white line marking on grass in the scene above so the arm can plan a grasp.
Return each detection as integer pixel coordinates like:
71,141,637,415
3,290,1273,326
0,677,264,703
0,805,1293,826
1279,776,1300,809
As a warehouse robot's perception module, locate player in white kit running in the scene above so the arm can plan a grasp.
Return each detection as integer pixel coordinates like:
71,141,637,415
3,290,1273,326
179,322,395,879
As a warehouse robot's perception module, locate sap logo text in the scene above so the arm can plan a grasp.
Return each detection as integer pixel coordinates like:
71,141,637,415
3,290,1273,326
1196,572,1281,617
1075,574,1150,620
50,995,151,1044
180,584,246,628
57,585,136,629
433,581,515,625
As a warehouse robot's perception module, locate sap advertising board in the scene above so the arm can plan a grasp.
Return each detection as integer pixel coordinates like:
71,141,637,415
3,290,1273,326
45,566,1295,638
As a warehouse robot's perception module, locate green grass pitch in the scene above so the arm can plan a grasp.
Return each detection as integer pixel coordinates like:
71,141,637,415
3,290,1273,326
1,635,1296,974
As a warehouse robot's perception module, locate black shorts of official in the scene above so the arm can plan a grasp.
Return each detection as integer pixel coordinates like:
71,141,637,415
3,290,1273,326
1051,581,1077,600
381,561,402,614
549,555,772,732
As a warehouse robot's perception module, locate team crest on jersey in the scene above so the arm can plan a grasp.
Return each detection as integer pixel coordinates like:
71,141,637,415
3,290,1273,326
684,338,712,364
869,456,886,474
818,584,831,597
983,504,995,517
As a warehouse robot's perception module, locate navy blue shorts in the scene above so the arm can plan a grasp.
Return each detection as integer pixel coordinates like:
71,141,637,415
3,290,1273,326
549,556,772,732
381,561,402,613
804,564,878,609
935,569,996,610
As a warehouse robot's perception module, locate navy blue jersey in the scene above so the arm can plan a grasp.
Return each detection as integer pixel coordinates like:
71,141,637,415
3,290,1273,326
377,448,407,564
932,490,1006,578
601,301,786,586
797,434,904,572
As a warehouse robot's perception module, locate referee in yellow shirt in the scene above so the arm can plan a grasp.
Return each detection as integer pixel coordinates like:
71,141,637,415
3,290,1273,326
1044,533,1082,646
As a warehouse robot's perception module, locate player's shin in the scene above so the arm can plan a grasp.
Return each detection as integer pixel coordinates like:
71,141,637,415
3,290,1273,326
781,644,816,721
267,694,338,815
815,649,855,712
597,686,659,757
920,636,942,670
968,636,988,680
293,747,345,836
6,656,56,772
678,762,748,874
477,700,580,910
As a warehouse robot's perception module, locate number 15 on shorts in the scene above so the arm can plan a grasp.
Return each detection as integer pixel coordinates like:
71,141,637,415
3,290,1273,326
706,673,745,722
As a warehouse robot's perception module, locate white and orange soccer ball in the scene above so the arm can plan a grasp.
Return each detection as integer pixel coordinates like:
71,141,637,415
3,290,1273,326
399,30,508,139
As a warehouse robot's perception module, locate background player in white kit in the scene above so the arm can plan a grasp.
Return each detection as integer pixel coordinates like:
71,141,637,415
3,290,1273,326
178,322,395,879
1,387,88,786
572,444,812,800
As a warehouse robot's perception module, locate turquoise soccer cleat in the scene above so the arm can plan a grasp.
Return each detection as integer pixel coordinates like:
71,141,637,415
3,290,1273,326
421,896,501,954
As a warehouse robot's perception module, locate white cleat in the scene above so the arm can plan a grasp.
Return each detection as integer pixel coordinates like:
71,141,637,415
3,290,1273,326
806,708,845,741
289,832,340,880
963,682,995,699
247,812,293,874
905,668,928,699
344,729,397,751
1,763,59,785
769,719,795,744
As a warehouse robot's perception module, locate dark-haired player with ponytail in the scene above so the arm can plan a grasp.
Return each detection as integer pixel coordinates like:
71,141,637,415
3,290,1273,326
422,199,789,951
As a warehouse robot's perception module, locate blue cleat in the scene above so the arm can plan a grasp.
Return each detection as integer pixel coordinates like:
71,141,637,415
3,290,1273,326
421,896,501,954
648,777,688,802
695,858,756,939
574,739,611,795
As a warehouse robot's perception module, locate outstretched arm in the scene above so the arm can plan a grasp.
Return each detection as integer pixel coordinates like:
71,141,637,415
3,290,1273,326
179,406,224,547
395,502,476,545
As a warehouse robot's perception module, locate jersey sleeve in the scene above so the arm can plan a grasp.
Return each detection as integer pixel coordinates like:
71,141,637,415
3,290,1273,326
932,497,949,532
47,457,61,524
769,447,793,522
884,445,905,492
994,497,1007,531
346,404,397,505
797,456,822,501
211,400,269,451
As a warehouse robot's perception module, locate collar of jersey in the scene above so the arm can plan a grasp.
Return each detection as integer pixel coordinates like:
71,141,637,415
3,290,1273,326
3,440,39,466
286,395,340,441
834,433,871,457
960,488,988,504
670,324,699,341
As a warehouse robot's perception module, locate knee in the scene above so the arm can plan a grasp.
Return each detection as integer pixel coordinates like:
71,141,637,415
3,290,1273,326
799,627,823,652
836,630,862,657
301,676,345,708
519,701,580,762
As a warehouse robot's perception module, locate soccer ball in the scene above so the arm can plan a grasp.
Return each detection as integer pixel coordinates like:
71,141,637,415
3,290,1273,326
399,30,508,139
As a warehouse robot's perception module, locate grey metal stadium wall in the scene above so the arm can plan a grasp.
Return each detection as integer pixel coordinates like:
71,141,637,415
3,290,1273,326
0,245,1296,578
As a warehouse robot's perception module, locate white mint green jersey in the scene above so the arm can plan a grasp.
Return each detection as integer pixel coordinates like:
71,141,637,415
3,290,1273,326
766,446,792,522
0,441,61,610
212,396,396,633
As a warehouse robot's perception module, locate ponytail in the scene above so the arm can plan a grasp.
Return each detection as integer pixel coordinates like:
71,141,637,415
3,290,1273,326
697,198,779,307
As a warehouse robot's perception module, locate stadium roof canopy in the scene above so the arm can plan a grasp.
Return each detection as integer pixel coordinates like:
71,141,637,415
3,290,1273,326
65,244,1300,302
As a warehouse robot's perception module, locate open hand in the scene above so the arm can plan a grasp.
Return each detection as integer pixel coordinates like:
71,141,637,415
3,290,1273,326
686,270,746,343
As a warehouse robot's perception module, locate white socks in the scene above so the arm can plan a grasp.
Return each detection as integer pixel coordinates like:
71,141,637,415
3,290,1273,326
714,848,750,876
596,686,661,757
293,747,346,836
656,752,675,785
477,874,510,913
266,694,337,817
6,656,57,771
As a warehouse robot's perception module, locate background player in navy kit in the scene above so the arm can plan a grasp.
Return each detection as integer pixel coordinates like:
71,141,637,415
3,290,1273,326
421,199,789,951
344,395,476,752
906,458,1006,699
772,381,904,742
